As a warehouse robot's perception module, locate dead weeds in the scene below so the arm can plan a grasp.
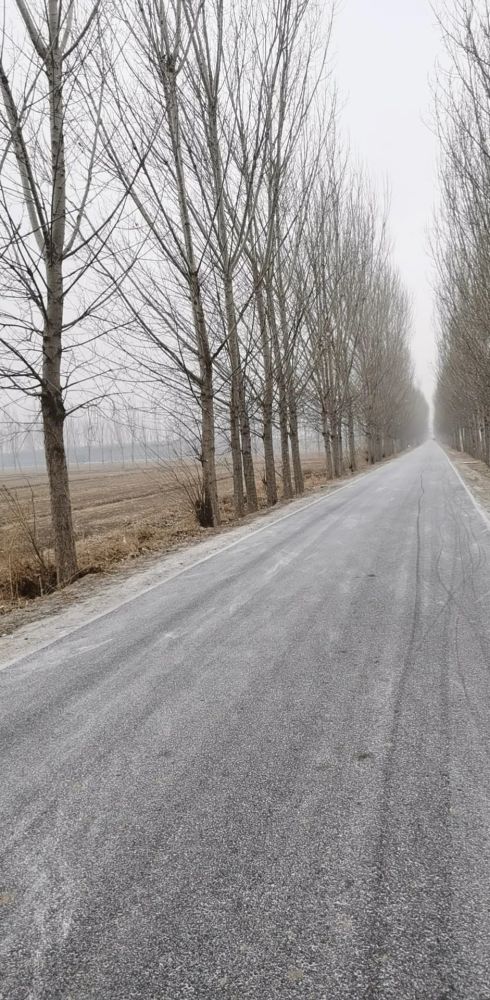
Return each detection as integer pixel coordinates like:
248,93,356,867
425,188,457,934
0,451,374,628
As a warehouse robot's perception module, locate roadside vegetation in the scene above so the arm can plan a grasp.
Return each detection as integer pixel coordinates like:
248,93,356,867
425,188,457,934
0,0,428,600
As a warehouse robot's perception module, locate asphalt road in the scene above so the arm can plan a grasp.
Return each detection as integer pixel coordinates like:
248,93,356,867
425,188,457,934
1,441,490,999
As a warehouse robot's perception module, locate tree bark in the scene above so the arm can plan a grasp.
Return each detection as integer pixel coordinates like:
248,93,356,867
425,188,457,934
322,408,333,480
201,355,220,526
367,426,376,464
41,389,77,585
330,414,342,478
347,401,357,472
41,26,78,585
205,75,257,515
267,280,293,498
164,65,220,525
288,388,304,494
229,388,245,517
274,216,303,496
253,266,277,505
220,273,257,515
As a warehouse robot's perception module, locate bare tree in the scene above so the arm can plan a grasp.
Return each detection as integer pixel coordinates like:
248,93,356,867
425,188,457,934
0,0,127,582
434,1,490,459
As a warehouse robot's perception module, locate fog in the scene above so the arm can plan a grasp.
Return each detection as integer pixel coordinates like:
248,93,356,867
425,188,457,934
335,0,440,405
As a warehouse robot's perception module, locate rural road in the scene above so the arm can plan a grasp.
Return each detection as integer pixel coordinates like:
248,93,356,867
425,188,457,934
1,441,490,1000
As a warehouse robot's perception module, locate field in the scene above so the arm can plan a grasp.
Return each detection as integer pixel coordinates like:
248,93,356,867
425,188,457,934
0,454,330,610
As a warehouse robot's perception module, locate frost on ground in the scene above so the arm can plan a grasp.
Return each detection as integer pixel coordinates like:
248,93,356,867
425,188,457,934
0,469,368,667
0,450,412,667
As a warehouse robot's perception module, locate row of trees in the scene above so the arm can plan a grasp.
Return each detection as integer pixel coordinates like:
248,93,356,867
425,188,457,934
434,1,490,460
0,0,427,585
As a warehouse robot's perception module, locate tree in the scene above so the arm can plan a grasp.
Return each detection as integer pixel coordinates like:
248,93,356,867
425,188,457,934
434,0,490,460
0,0,125,582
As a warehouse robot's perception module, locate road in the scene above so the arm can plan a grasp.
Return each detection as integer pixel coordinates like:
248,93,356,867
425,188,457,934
1,441,490,999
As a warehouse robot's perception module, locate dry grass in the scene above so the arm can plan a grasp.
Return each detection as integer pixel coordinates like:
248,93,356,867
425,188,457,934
0,454,334,613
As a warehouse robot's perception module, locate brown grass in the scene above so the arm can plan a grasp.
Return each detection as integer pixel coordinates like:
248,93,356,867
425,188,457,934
0,454,333,613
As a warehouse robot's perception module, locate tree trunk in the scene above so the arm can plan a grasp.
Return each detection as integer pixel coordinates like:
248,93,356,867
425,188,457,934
274,219,303,496
330,414,342,477
277,373,293,497
164,67,220,526
42,249,77,586
229,385,245,517
223,271,253,516
41,40,78,585
206,87,257,515
201,357,220,527
189,272,221,526
322,409,333,480
253,268,277,505
348,402,357,472
267,281,293,498
41,388,77,585
288,388,304,494
367,427,376,464
238,391,258,513
338,424,344,474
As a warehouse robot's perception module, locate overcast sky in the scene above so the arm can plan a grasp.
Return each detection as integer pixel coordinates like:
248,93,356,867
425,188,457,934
334,0,440,405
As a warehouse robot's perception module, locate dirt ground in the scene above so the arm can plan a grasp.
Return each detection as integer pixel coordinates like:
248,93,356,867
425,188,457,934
0,453,336,626
446,448,490,518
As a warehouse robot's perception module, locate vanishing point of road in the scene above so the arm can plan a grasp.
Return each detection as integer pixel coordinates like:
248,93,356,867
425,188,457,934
1,442,489,999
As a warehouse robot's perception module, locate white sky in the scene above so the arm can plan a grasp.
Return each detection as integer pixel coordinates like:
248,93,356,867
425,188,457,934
334,0,440,404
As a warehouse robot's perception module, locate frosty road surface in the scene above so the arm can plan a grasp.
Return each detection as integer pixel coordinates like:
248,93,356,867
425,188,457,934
1,441,490,999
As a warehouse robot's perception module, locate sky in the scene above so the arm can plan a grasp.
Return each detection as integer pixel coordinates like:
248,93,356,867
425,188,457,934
334,0,441,405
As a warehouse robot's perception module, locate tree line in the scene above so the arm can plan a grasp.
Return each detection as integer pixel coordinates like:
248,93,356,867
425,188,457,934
0,0,428,586
434,0,490,460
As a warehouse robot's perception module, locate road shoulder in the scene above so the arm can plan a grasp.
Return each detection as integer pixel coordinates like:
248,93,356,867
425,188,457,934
445,448,490,521
0,461,387,668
